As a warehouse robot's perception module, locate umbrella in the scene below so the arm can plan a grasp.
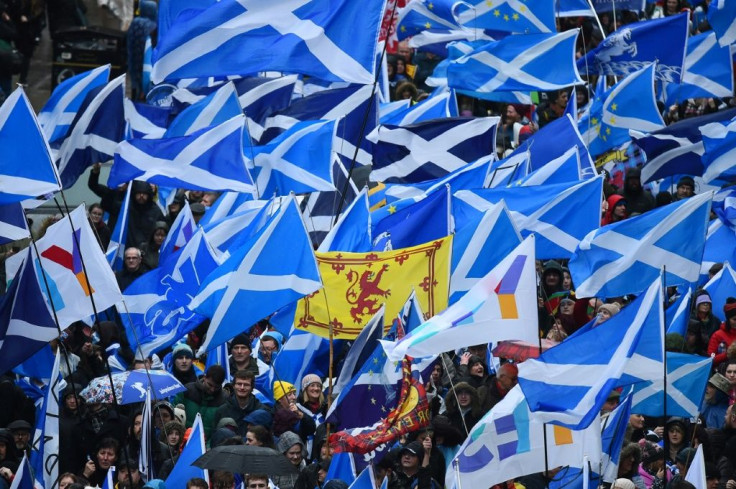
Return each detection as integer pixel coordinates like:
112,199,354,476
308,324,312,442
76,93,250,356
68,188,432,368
491,339,558,363
193,445,298,475
80,369,186,404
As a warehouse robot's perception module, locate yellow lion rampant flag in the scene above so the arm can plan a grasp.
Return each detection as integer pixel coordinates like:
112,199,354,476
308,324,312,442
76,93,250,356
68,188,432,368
295,236,452,339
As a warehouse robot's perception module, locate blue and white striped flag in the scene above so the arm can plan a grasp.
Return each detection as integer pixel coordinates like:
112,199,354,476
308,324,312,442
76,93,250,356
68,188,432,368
38,64,111,144
159,200,196,264
570,192,712,298
455,0,555,33
518,278,664,430
106,184,131,272
599,393,633,483
110,115,255,193
708,0,736,47
152,0,384,85
165,82,242,138
0,203,29,245
700,115,736,184
513,147,584,187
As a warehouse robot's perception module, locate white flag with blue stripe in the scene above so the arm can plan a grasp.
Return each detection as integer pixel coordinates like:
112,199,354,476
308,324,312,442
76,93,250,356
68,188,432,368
570,192,712,298
518,278,664,430
165,82,242,138
30,349,60,489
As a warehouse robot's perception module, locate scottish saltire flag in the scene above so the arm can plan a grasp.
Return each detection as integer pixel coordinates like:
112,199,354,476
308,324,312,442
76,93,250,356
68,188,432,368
371,186,451,251
454,176,604,260
152,0,384,85
450,201,522,305
120,229,220,357
191,196,321,354
35,205,122,328
379,87,458,126
633,108,736,183
111,115,255,192
386,236,537,361
165,82,242,138
446,385,602,489
700,116,736,184
665,32,734,105
518,279,664,429
106,184,131,272
349,466,377,489
704,262,736,322
569,192,712,298
424,39,486,89
250,119,336,197
0,89,61,205
0,248,57,375
708,0,736,47
713,187,736,231
13,343,54,379
272,328,331,390
577,13,689,83
165,414,209,487
101,466,115,489
631,352,711,418
205,342,232,384
9,454,34,489
700,219,736,284
123,99,170,139
56,75,126,189
599,393,634,483
203,199,275,254
331,305,384,396
199,192,255,227
454,0,555,33
159,201,196,264
318,187,372,253
513,147,583,187
396,0,460,40
38,64,111,144
325,452,356,486
667,287,692,336
0,203,29,245
379,100,411,121
580,63,665,157
447,30,583,96
30,349,60,489
370,117,499,183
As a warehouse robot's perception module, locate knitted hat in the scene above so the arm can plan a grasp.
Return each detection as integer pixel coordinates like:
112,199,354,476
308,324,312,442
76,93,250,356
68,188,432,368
613,479,635,489
231,334,251,349
677,176,695,189
724,298,736,320
273,381,296,402
301,374,322,392
172,343,193,360
598,303,621,316
173,404,187,426
695,294,712,306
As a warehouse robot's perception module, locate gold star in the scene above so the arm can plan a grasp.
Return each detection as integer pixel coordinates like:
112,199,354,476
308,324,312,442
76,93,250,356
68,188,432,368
400,25,406,33
425,22,432,29
368,370,374,377
504,14,509,21
371,398,377,405
485,0,492,6
591,117,599,126
428,2,434,9
388,204,397,214
609,116,616,124
512,13,519,20
520,5,527,11
601,133,608,141
610,103,618,111
373,357,379,364
493,9,501,17
605,127,611,135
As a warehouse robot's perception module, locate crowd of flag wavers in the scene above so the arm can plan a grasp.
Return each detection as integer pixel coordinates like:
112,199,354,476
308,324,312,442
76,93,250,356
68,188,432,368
4,0,736,488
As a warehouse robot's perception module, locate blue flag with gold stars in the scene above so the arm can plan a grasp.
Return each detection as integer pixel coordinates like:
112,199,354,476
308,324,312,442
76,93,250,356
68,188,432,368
455,0,556,34
578,62,664,157
396,0,461,41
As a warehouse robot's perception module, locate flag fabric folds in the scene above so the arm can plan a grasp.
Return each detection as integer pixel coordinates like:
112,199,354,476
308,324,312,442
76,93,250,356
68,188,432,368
152,0,384,85
569,192,712,298
159,201,197,264
164,82,243,138
317,187,372,254
455,0,556,33
30,350,61,489
700,116,736,184
666,287,692,336
708,0,736,47
0,203,29,245
703,263,736,322
165,413,209,487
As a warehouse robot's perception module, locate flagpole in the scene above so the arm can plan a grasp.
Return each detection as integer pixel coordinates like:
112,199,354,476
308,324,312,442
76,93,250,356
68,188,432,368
535,242,551,489
661,267,669,475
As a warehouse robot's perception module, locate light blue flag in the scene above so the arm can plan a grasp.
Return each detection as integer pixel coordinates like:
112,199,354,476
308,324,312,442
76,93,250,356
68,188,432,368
159,201,197,264
577,13,689,83
713,187,736,231
205,342,232,384
557,0,594,16
191,195,322,354
631,352,712,418
379,87,458,126
447,30,583,96
396,0,460,40
318,187,371,253
518,279,664,430
454,176,603,260
704,262,736,322
326,451,356,486
665,32,734,106
450,201,522,305
165,82,242,138
152,0,384,85
165,414,209,488
379,100,411,121
13,343,54,379
111,115,255,193
123,99,171,139
249,119,336,197
700,115,736,184
198,192,255,228
569,192,712,298
202,199,275,254
513,147,584,187
455,0,555,33
348,466,377,489
0,202,29,245
0,89,60,204
599,393,634,483
666,287,692,336
700,219,736,285
708,0,736,47
38,64,111,145
579,62,665,157
102,466,115,489
106,184,131,272
272,327,331,391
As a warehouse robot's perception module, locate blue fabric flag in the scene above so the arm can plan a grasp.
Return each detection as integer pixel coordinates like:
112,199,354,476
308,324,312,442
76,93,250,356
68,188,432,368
700,115,736,184
379,87,458,126
455,0,555,33
198,192,256,228
106,184,131,272
11,454,35,489
700,219,736,286
13,343,54,379
191,196,321,354
704,262,736,322
708,0,736,47
318,187,372,253
590,0,645,12
600,393,634,483
0,203,29,245
272,328,331,391
123,99,171,139
666,287,692,336
152,0,384,85
202,199,274,254
348,467,377,489
447,30,583,96
165,82,242,138
513,147,585,187
325,452,356,486
713,187,736,231
577,13,689,83
165,414,209,487
159,201,197,264
454,177,603,260
396,0,460,40
332,306,385,397
557,0,593,16
205,343,232,384
569,192,712,298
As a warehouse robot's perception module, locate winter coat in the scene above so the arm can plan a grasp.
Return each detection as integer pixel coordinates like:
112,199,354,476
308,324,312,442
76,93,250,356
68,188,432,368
707,323,736,366
173,381,228,438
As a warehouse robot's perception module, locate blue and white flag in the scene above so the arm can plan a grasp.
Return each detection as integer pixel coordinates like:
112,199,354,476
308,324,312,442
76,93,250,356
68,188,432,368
704,262,736,322
708,0,736,47
198,192,256,228
667,287,692,336
713,187,736,231
557,0,594,16
379,87,458,127
665,32,734,105
0,203,29,245
205,342,232,384
448,30,583,96
634,108,736,183
30,350,60,489
9,453,34,489
396,0,460,40
142,36,152,95
454,176,603,260
513,147,584,187
318,187,372,253
165,413,209,487
450,201,522,305
700,116,736,184
0,89,61,205
518,279,664,430
272,328,331,395
577,13,689,83
369,117,499,183
202,199,275,254
38,64,111,144
349,466,377,489
325,452,356,486
332,305,384,396
123,99,170,139
631,352,711,418
700,219,736,285
102,466,115,489
580,62,665,157
56,75,126,189
455,0,555,33
139,389,152,480
106,184,131,272
570,192,712,298
165,82,242,138
600,393,634,483
159,201,197,264
250,119,337,197
152,0,384,85
191,195,322,354
111,115,255,193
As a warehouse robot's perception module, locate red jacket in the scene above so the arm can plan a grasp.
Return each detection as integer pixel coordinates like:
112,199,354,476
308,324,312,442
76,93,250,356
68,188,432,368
707,323,736,365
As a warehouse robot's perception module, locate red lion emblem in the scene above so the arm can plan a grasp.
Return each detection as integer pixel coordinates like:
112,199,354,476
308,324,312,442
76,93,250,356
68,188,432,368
345,264,391,323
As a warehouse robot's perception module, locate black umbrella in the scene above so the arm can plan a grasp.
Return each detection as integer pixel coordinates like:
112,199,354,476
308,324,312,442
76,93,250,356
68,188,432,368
193,445,299,475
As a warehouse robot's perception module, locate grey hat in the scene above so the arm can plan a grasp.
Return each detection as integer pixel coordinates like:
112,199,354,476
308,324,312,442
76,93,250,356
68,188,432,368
6,420,32,432
708,373,731,395
190,203,206,215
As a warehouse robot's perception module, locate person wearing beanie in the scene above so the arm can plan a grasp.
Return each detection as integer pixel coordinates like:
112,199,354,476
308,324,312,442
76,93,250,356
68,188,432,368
690,291,721,345
595,302,621,325
169,343,199,386
229,334,259,376
675,176,695,201
664,417,688,467
213,370,266,437
706,297,736,367
637,440,665,489
272,380,316,443
298,374,326,424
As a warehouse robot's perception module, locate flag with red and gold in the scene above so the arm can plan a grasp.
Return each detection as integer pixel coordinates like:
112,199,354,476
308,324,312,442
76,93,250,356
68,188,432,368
295,236,452,339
